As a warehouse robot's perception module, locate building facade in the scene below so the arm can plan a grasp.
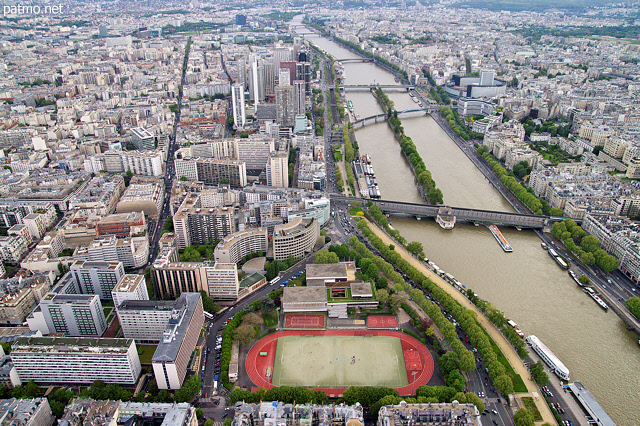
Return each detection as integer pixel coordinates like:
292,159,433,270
152,293,204,390
11,337,141,385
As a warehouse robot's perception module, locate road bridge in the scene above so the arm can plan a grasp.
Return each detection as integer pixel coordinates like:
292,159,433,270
352,106,438,129
342,84,414,92
329,195,552,229
335,58,374,63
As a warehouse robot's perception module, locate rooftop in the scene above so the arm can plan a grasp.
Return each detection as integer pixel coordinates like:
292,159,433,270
152,293,201,363
283,286,327,304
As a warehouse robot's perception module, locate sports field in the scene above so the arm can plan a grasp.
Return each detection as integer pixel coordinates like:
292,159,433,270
271,335,408,388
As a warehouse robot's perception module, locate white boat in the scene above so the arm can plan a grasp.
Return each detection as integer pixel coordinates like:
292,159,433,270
526,335,570,381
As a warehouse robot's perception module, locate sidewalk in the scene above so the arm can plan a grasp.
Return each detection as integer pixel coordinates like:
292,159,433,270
364,219,557,425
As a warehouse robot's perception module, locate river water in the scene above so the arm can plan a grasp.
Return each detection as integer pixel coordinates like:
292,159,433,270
292,19,639,425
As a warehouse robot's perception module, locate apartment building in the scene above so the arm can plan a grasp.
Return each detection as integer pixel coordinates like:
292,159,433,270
95,212,146,238
36,293,107,337
11,337,141,385
173,193,234,249
117,179,165,217
0,398,54,426
70,260,125,300
152,293,204,390
74,235,149,269
201,262,238,301
116,300,176,343
214,228,269,264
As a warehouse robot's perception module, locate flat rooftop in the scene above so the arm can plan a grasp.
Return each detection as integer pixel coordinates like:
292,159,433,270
118,300,175,311
12,336,133,350
113,274,144,293
152,293,201,363
350,281,374,298
306,263,348,279
239,273,266,289
283,287,327,304
568,381,615,426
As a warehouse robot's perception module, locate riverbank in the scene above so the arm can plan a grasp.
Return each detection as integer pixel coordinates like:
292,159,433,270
360,218,557,425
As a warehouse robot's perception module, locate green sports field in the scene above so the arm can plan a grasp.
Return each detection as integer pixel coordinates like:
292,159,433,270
271,335,408,388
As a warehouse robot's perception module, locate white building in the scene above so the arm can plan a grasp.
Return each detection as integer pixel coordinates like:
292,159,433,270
152,293,204,390
11,337,141,385
231,83,246,128
201,262,239,301
111,274,149,308
38,293,107,337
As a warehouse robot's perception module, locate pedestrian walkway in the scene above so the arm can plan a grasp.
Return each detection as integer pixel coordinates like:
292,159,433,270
364,219,557,425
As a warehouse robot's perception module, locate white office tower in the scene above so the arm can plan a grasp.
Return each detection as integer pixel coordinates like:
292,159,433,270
231,83,246,128
479,69,495,86
294,80,305,116
278,69,291,87
250,58,264,104
268,151,289,188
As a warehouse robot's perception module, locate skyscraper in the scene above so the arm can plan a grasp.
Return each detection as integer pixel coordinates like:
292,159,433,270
293,80,306,116
231,83,246,128
275,85,295,127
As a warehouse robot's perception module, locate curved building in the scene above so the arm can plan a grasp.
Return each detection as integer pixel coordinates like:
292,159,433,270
214,228,268,264
272,217,319,261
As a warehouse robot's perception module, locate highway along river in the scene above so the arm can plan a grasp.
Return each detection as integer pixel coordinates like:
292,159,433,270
292,17,640,425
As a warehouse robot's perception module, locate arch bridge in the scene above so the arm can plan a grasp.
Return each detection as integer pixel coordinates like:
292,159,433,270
352,106,438,129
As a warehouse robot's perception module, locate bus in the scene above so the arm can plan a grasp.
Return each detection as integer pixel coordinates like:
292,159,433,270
269,277,280,285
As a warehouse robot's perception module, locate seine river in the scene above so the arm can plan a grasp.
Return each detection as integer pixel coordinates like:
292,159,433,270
292,17,639,425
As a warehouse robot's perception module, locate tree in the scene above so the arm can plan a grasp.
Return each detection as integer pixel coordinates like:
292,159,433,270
407,241,425,259
580,235,600,253
625,296,640,319
549,207,563,216
125,170,134,178
205,419,215,426
234,324,257,345
578,275,590,285
173,375,201,402
494,374,514,396
376,288,389,304
314,249,339,264
513,408,535,426
180,176,188,181
529,361,549,385
196,408,204,420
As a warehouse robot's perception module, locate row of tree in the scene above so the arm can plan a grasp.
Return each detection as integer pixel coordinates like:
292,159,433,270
220,311,245,384
551,219,619,271
480,303,528,359
477,146,548,215
229,386,328,405
439,106,482,141
374,89,443,205
356,220,517,396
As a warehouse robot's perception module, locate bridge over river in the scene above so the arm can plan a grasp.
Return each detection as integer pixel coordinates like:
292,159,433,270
352,106,439,129
330,195,553,229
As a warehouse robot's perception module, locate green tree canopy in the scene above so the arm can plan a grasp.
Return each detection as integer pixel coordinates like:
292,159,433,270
513,408,535,426
314,249,339,264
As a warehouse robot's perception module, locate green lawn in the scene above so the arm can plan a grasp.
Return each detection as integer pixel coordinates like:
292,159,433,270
137,345,157,364
103,307,112,318
522,397,542,421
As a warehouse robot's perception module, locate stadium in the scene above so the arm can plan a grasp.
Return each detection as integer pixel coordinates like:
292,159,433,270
245,315,434,396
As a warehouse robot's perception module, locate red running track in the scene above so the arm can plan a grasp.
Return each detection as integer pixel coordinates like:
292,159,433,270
246,329,434,396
